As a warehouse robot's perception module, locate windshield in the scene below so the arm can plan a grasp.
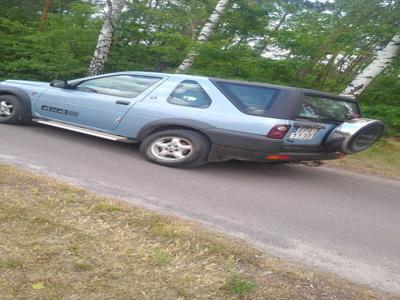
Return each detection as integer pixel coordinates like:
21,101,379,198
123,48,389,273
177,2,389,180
298,95,360,122
77,75,162,98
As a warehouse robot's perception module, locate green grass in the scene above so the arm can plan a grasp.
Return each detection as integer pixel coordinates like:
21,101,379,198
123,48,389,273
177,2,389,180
0,163,395,299
327,138,400,179
224,275,257,296
153,250,171,265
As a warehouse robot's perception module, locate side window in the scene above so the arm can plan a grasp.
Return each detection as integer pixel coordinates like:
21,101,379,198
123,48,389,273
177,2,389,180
167,80,211,108
212,81,280,116
76,75,162,98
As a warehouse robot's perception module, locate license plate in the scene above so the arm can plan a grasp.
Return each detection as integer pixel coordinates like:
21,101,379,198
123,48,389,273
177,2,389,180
289,127,319,140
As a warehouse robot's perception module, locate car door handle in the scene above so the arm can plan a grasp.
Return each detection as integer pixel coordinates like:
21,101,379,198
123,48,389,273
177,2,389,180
116,100,131,105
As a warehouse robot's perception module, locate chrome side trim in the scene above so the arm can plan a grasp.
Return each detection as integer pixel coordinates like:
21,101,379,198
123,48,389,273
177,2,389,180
32,119,137,143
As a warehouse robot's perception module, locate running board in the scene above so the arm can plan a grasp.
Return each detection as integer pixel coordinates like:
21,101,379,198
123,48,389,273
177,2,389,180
32,119,137,143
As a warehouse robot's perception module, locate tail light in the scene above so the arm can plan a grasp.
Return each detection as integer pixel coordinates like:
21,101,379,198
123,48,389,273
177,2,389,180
267,125,291,139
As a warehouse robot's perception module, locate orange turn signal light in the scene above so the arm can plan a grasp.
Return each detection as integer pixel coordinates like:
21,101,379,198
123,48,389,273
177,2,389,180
266,155,290,161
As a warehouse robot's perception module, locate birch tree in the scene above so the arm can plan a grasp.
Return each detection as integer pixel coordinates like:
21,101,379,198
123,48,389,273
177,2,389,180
176,0,230,73
341,34,400,98
88,0,125,76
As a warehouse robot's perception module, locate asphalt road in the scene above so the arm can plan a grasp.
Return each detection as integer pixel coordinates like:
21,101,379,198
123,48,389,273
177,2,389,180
1,123,399,294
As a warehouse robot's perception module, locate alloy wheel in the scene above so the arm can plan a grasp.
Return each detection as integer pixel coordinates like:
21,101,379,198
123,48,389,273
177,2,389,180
150,136,193,161
0,100,14,117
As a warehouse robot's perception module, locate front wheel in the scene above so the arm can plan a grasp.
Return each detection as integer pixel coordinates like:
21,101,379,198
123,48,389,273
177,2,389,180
140,129,211,168
0,95,25,124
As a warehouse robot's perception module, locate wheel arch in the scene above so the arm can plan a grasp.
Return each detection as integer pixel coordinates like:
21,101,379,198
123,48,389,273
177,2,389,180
137,119,214,145
0,86,32,119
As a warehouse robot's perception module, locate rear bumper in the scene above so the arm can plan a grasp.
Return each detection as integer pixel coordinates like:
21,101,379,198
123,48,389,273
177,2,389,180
204,128,344,163
208,144,344,163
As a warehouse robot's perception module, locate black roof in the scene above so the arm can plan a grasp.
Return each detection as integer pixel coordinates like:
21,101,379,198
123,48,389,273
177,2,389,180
210,77,358,103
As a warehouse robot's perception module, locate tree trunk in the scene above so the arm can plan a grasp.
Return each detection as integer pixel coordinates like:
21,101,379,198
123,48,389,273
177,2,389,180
88,0,125,76
39,0,54,32
341,34,400,98
176,0,230,73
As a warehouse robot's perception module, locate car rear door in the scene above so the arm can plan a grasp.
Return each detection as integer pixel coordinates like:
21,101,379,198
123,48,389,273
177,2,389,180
35,74,164,131
282,93,361,150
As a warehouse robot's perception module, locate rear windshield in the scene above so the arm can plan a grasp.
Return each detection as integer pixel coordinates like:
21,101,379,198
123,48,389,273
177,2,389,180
212,81,280,115
298,95,360,122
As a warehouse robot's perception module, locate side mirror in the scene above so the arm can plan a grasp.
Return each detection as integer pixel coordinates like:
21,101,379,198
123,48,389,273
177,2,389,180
50,80,70,89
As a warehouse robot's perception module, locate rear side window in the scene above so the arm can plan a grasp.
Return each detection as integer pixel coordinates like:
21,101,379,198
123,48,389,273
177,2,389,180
168,80,211,108
213,81,280,115
299,95,360,122
77,75,162,98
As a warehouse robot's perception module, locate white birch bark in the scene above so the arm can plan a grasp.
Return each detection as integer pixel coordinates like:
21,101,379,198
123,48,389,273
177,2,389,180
176,0,230,73
88,0,125,76
341,34,400,98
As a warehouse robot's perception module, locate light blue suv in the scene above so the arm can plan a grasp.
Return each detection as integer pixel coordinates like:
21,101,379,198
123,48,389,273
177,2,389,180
0,72,384,167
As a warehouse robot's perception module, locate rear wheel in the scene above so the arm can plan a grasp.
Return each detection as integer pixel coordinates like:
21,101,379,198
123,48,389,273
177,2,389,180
0,95,24,124
140,129,210,168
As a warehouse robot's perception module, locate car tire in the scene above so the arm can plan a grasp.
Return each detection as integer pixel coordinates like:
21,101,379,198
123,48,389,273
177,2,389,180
140,129,211,168
0,95,25,124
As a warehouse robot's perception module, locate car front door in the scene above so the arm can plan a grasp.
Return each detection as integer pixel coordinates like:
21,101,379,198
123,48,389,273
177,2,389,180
35,74,164,131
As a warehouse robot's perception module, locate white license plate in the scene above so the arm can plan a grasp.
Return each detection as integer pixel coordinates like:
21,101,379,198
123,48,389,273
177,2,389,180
289,127,319,140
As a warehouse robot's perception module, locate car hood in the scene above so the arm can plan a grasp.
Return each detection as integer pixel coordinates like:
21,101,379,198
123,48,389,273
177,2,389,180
1,80,49,88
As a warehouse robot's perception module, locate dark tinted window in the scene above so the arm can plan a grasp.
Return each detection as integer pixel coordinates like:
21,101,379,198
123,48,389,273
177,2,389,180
168,80,211,108
213,81,280,115
299,95,360,122
77,75,162,98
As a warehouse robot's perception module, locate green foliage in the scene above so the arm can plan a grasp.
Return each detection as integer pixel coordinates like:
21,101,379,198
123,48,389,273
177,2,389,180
106,0,215,72
361,104,400,136
191,43,300,85
224,274,256,296
0,2,99,81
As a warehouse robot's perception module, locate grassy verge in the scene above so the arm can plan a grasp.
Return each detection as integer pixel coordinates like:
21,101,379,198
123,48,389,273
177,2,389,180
0,163,392,299
326,138,400,180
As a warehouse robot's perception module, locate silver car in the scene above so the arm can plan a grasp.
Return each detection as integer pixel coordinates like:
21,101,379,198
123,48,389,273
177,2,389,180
0,72,385,167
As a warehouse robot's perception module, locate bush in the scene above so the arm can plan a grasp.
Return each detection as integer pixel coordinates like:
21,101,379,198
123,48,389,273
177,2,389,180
361,104,400,137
